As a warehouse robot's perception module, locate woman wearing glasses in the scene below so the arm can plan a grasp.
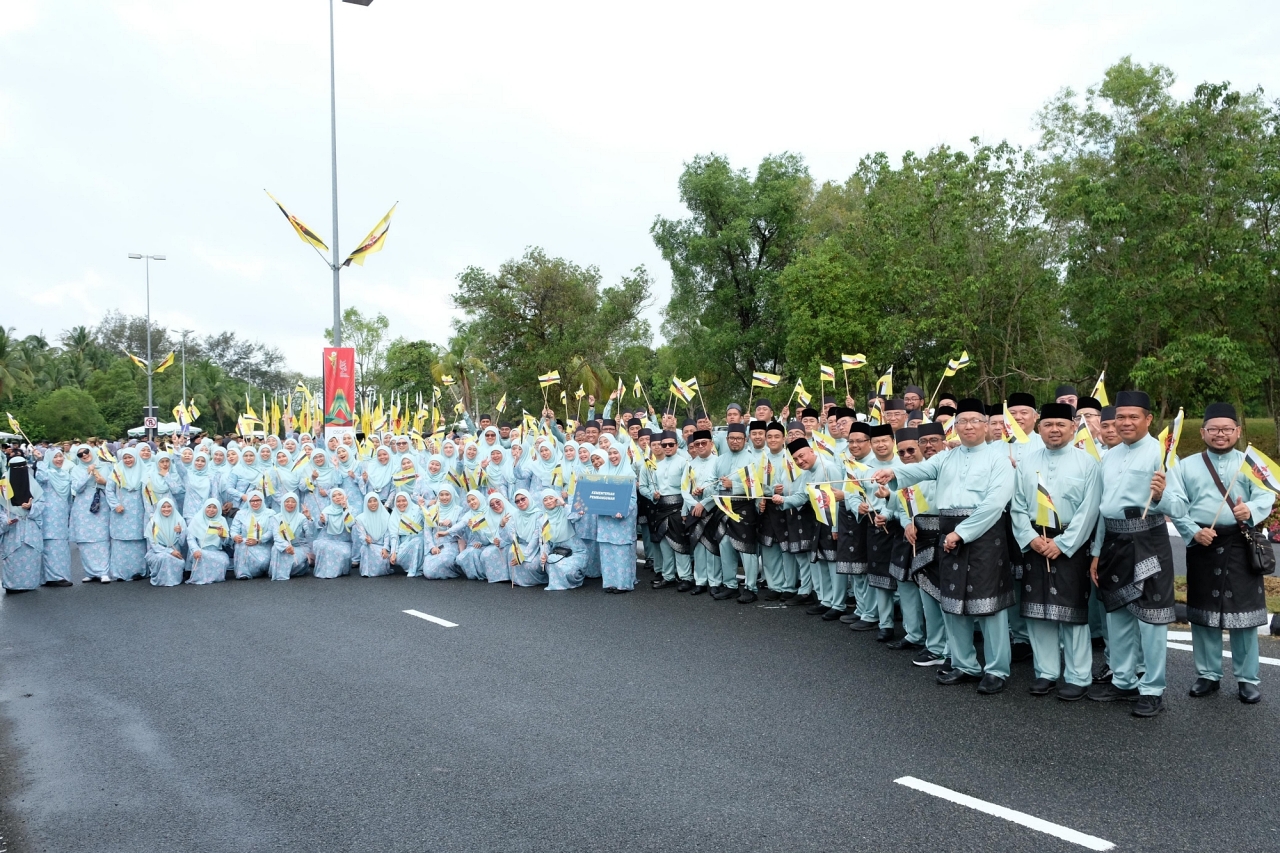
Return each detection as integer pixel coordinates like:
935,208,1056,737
69,445,112,583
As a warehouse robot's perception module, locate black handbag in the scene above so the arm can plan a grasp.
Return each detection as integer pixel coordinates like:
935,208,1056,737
1203,452,1275,576
88,488,102,514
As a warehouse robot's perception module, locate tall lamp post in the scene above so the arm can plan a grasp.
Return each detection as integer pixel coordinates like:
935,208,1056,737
128,253,165,440
328,0,373,346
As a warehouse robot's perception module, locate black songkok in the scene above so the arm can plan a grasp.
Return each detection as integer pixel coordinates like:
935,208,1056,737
1007,392,1037,410
956,398,986,415
765,421,786,435
869,424,894,438
884,398,907,412
1075,396,1102,413
748,419,767,432
894,427,920,442
689,429,713,444
726,423,747,435
1115,390,1151,411
917,423,946,438
848,422,872,437
786,438,811,456
1203,402,1238,424
1039,403,1075,422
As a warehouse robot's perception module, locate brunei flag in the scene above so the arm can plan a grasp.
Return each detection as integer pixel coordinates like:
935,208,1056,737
575,385,585,400
819,364,836,383
898,486,930,519
423,504,440,528
633,376,644,398
541,517,554,542
398,515,423,536
6,412,21,435
1035,473,1060,529
441,375,457,387
876,367,893,399
265,190,329,252
713,495,742,523
867,399,883,426
842,353,867,371
124,350,149,371
943,350,971,377
153,351,175,373
751,371,781,389
495,393,507,414
539,371,561,388
1158,408,1184,471
806,483,837,527
1073,417,1101,461
291,453,312,473
468,514,489,533
278,520,295,543
1003,401,1030,444
510,539,529,567
793,379,812,408
207,522,228,539
1091,372,1110,407
343,203,396,267
1242,445,1280,496
670,376,696,404
738,464,760,499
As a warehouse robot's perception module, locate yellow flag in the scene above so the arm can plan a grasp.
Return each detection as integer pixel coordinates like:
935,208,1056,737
713,495,742,522
153,351,175,373
125,350,149,371
1092,372,1110,407
1073,419,1101,460
343,202,396,267
265,190,329,252
943,350,971,378
1003,401,1030,444
876,367,893,398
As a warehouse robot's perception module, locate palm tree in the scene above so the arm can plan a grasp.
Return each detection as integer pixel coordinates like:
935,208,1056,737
0,327,32,400
433,329,494,413
61,325,93,354
189,360,238,433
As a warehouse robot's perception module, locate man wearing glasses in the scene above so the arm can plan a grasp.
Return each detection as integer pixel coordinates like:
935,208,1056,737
841,423,886,631
865,425,908,639
1170,403,1274,705
873,399,1017,694
681,430,721,597
901,422,949,666
1087,390,1188,717
648,432,694,591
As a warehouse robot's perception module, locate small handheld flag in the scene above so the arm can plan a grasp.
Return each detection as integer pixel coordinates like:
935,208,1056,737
575,385,585,400
1035,473,1060,529
538,371,561,388
495,393,507,414
751,371,781,389
1003,401,1030,444
819,364,836,383
806,483,837,527
1242,446,1280,496
943,350,971,377
633,376,644,398
1073,418,1101,460
876,367,893,398
1092,372,1110,407
1160,408,1184,470
842,354,867,371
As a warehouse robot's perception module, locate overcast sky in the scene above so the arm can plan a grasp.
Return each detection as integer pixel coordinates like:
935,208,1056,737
3,1,1277,373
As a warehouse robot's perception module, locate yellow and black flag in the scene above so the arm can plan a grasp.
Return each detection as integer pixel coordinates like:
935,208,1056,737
265,190,329,253
153,351,175,373
343,203,397,267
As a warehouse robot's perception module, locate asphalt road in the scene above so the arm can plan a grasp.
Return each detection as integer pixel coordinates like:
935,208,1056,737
1,551,1279,853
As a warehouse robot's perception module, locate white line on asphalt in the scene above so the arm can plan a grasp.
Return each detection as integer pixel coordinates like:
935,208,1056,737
403,609,458,628
1166,641,1280,666
1170,627,1276,640
894,776,1115,851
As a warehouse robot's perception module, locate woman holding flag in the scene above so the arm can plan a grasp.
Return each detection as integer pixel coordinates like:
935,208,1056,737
144,497,186,587
420,484,466,580
596,444,639,592
312,487,355,579
507,488,549,587
186,498,232,584
105,447,148,581
455,490,495,581
31,447,74,586
353,492,393,577
270,493,315,580
543,488,589,591
387,491,425,577
231,490,275,579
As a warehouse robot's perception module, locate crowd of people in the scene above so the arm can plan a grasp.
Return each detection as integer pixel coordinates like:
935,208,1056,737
1,383,1274,717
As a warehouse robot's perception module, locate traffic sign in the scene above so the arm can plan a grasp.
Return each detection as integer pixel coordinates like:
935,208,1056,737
144,416,159,429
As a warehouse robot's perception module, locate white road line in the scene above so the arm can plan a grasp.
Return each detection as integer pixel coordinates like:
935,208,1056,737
403,609,458,628
894,776,1115,851
1170,627,1276,640
1166,641,1280,666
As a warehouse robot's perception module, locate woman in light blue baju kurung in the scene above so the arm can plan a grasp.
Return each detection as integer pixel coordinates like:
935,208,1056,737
387,491,425,577
69,445,111,582
542,489,588,591
480,443,514,499
353,492,393,577
268,449,304,513
571,446,602,579
145,497,187,587
106,448,148,581
178,452,219,522
1,475,44,592
520,438,561,494
186,499,232,584
455,490,494,581
301,451,344,522
360,447,396,506
270,494,315,579
32,449,73,584
508,489,549,587
312,488,355,579
412,455,449,504
231,490,275,579
420,485,465,580
478,492,515,583
143,453,182,516
594,445,639,592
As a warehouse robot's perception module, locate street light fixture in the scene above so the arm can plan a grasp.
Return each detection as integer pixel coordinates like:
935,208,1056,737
128,253,166,439
327,0,374,346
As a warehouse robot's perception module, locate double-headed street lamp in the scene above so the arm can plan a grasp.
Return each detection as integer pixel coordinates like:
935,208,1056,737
128,252,165,439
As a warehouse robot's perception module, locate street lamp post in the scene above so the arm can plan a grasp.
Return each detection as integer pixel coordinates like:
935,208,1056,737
128,253,165,440
328,0,374,347
179,328,193,402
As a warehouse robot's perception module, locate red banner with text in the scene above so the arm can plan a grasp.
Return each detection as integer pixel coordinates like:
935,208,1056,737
322,346,356,442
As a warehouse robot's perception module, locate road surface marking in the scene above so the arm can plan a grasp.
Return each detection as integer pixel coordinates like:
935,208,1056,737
1166,641,1280,666
894,776,1114,851
1170,628,1275,641
404,609,457,628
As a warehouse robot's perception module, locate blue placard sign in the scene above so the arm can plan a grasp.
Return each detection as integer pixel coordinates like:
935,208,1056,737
577,475,633,516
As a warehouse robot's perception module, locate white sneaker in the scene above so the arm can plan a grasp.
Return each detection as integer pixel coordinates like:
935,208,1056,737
99,576,111,583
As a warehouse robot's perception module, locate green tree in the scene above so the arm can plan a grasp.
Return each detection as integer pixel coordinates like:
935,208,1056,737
651,153,811,406
28,387,109,442
382,338,441,402
0,327,33,400
86,359,145,437
452,247,651,408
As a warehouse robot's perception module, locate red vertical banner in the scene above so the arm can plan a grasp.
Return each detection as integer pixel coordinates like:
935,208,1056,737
322,347,356,443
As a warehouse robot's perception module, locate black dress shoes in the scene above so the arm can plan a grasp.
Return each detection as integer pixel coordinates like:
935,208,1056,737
1057,683,1088,702
1131,694,1164,717
875,628,894,642
976,673,1006,695
788,591,817,606
1239,682,1262,704
737,589,758,604
821,608,844,621
761,588,780,601
652,577,675,589
676,580,695,593
886,638,923,651
847,619,877,632
1029,677,1056,696
1088,682,1139,702
711,586,737,601
805,602,828,615
936,668,980,686
1188,677,1221,698
690,584,708,596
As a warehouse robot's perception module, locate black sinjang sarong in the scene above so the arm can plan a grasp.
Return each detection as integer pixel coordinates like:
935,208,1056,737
649,494,689,555
836,503,868,575
1185,524,1268,630
1096,509,1175,625
1019,523,1090,624
936,509,1016,616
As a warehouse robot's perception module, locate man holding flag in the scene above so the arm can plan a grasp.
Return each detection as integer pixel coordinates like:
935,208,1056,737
1010,402,1102,701
1169,403,1275,705
1087,390,1188,717
713,423,762,603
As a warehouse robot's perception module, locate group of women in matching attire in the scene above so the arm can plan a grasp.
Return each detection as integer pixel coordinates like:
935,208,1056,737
0,424,640,595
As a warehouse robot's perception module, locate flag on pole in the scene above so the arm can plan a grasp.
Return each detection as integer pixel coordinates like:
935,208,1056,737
670,377,696,404
187,398,200,421
6,412,21,435
806,483,837,527
898,486,930,519
510,539,528,567
842,353,867,371
616,375,625,400
1092,372,1110,407
1073,417,1101,460
633,376,644,398
441,375,456,386
712,495,743,523
153,351,175,373
793,378,811,408
343,202,396,267
559,390,567,405
943,350,971,377
1035,473,1060,529
751,371,781,388
124,350,149,371
495,393,507,414
819,364,835,383
876,367,894,398
685,377,700,393
1003,401,1030,444
1160,407,1184,470
538,371,560,388
574,385,585,400
265,190,329,252
1242,445,1280,496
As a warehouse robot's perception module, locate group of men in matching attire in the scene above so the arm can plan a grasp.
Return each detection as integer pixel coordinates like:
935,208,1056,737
617,384,1273,718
